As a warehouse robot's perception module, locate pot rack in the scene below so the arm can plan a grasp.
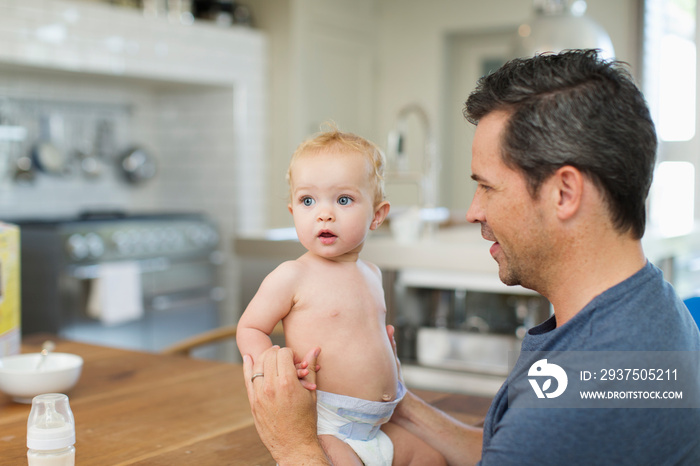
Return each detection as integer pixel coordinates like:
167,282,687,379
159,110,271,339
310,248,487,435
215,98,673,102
0,97,149,184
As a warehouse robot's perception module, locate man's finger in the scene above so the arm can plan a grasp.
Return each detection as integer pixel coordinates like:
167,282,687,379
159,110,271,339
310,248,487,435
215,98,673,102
243,354,257,405
275,347,299,377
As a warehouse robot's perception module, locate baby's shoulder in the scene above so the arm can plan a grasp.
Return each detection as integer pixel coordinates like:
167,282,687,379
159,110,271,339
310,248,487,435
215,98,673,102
269,259,305,279
358,259,382,278
269,257,321,282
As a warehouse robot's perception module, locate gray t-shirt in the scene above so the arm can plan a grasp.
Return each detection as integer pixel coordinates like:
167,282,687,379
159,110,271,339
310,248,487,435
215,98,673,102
479,261,700,465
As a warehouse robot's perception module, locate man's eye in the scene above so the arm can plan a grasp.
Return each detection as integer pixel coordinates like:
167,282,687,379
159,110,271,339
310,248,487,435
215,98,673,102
338,196,353,206
302,197,315,206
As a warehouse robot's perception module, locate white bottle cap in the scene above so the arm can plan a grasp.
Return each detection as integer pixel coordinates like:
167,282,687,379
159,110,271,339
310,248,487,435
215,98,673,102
27,393,76,450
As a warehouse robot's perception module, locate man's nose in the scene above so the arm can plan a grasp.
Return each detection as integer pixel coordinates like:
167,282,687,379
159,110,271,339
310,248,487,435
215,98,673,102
465,192,483,224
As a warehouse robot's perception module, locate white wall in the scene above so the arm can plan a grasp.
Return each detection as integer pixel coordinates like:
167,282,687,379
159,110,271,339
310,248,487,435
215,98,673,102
257,0,643,227
250,0,380,229
375,0,642,213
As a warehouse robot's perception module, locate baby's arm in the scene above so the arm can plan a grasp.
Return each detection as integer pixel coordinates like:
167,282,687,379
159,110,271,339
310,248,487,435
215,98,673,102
236,261,298,360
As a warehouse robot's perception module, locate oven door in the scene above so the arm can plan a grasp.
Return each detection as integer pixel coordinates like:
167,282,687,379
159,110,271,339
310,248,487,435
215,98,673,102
59,255,221,356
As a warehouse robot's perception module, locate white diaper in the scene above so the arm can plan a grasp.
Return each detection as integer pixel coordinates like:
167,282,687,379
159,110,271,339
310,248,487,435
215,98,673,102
316,382,406,466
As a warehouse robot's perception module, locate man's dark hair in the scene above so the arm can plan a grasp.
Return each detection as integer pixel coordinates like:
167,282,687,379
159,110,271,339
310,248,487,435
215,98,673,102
464,49,657,239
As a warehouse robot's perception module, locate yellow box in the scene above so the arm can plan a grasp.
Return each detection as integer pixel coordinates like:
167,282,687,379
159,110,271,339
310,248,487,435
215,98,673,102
0,222,20,356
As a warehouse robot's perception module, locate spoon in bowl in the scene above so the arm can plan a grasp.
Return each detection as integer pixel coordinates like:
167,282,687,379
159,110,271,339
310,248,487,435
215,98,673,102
35,340,55,371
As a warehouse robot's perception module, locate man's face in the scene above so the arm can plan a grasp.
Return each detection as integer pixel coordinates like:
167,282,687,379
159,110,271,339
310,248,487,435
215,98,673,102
466,110,553,291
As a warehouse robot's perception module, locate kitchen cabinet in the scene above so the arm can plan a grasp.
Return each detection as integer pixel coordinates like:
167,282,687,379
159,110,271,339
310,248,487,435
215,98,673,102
391,267,550,396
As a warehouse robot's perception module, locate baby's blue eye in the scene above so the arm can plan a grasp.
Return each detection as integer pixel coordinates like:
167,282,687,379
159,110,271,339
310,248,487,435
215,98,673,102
302,197,315,206
338,196,352,206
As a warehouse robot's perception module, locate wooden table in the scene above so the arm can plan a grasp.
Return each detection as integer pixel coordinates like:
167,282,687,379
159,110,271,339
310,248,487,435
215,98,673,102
0,336,492,465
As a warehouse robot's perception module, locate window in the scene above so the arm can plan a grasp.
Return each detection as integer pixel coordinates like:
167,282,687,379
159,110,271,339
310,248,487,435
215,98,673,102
644,0,697,142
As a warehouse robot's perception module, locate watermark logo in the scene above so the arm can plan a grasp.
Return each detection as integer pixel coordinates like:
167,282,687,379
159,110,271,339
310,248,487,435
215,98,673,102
528,359,568,399
510,351,700,408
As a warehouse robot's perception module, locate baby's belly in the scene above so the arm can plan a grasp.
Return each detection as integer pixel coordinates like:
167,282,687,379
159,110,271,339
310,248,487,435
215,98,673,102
293,334,399,402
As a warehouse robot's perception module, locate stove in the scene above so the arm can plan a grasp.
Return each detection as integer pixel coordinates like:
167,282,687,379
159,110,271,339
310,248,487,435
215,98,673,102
8,211,223,355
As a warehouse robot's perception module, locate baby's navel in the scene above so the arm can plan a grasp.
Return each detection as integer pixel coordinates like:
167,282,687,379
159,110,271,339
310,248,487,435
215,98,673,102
382,393,392,401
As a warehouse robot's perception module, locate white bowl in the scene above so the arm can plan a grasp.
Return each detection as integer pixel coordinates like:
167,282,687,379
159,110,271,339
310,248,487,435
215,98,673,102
0,353,83,403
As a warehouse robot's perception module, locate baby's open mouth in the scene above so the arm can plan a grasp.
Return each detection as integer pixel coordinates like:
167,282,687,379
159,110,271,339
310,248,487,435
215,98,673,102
318,230,337,244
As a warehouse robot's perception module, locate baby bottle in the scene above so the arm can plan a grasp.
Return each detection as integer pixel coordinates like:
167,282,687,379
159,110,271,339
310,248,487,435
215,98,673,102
27,393,76,466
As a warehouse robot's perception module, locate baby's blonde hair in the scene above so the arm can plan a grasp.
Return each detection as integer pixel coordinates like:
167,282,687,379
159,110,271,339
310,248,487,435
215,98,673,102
287,124,386,205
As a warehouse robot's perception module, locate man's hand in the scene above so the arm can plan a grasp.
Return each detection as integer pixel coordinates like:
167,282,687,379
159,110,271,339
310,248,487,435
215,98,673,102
243,346,330,464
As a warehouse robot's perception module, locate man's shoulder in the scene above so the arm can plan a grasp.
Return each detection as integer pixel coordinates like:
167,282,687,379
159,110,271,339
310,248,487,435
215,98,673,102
575,262,699,350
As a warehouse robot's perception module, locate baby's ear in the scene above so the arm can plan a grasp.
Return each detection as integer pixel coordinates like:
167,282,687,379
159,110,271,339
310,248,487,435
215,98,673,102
371,201,391,230
288,203,293,215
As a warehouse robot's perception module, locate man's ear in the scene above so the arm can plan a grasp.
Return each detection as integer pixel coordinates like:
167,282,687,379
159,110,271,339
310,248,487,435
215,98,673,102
552,165,584,220
371,201,391,230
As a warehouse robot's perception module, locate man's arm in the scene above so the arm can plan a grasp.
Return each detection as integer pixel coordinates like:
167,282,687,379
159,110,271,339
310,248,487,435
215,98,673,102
386,325,483,466
243,346,332,465
390,390,484,466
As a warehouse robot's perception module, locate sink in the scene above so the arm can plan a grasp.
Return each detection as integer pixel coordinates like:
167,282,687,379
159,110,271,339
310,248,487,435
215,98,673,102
388,206,451,244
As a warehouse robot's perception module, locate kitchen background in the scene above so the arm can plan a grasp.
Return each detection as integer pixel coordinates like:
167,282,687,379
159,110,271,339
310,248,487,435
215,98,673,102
1,0,699,392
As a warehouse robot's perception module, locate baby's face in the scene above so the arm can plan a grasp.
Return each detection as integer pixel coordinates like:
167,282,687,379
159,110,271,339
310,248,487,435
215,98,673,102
288,150,378,260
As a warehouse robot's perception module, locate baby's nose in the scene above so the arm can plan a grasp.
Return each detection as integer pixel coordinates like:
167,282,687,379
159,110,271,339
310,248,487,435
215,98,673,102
317,210,334,222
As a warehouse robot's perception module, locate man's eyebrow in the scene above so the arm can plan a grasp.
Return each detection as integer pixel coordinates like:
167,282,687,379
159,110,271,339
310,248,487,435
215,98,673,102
471,173,485,183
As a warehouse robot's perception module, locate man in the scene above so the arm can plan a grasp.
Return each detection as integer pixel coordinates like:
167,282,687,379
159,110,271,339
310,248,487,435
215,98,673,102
243,50,700,465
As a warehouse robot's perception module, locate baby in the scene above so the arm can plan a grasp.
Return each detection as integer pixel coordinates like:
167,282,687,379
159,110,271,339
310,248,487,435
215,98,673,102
237,128,444,465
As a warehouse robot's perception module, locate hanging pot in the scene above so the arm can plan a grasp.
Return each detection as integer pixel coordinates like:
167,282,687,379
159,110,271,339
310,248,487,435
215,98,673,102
13,154,35,183
119,146,157,185
75,147,102,179
31,140,70,175
72,117,102,179
31,114,71,176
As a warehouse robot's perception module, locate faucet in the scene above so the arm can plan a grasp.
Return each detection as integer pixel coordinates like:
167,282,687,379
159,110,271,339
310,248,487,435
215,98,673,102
387,104,440,213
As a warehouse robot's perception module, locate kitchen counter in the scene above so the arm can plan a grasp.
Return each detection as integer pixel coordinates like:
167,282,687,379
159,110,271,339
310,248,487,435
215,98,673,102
0,336,492,464
234,225,536,295
235,223,700,289
235,225,495,272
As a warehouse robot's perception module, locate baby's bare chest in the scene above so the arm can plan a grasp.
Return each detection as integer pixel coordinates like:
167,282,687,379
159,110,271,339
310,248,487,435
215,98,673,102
291,268,386,320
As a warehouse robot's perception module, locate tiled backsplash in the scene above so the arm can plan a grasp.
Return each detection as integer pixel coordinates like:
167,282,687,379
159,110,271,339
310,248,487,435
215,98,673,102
0,0,269,327
0,0,268,233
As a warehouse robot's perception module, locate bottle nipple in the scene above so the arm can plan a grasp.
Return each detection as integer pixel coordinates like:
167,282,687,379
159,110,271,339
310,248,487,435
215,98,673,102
27,393,76,452
37,399,66,427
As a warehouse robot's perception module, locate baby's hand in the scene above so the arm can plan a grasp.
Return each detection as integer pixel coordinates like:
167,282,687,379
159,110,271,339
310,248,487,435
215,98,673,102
294,347,321,391
387,325,404,384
